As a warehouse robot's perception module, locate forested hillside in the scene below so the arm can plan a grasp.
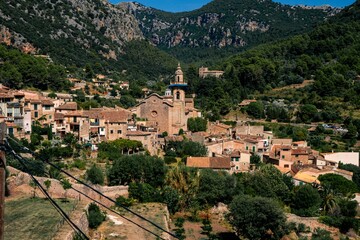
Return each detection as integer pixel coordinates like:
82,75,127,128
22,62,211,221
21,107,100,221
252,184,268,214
0,45,71,91
124,0,339,63
185,0,360,122
0,0,178,81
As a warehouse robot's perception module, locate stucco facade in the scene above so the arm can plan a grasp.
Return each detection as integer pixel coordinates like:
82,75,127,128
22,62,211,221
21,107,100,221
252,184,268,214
134,64,200,135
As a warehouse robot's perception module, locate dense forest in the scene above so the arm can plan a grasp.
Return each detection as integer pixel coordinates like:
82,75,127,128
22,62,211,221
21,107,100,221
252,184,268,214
0,45,71,91
184,0,360,122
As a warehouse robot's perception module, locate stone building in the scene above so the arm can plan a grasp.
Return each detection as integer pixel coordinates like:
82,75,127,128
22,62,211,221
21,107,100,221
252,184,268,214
133,64,200,135
199,67,224,78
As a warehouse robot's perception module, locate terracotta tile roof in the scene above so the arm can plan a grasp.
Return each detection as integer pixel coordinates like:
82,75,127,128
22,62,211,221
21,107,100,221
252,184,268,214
54,113,64,120
292,148,309,155
13,92,25,97
83,110,103,119
127,131,151,136
0,93,14,98
65,111,87,117
274,165,291,174
293,171,320,184
41,99,55,106
57,102,77,110
30,99,42,104
102,109,131,123
244,138,258,144
186,157,231,169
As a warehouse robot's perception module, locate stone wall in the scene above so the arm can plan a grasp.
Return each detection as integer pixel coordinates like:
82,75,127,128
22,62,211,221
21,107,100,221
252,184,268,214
7,167,128,207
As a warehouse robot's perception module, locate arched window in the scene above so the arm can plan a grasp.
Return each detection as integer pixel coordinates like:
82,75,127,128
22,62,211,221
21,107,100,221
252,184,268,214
177,76,180,82
176,91,180,100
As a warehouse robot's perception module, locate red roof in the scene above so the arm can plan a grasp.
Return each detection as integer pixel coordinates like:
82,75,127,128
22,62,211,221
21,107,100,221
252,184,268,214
186,157,231,169
57,102,77,110
102,110,131,123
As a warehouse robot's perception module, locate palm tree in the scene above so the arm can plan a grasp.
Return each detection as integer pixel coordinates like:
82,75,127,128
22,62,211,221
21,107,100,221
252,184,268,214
320,183,339,215
166,163,199,210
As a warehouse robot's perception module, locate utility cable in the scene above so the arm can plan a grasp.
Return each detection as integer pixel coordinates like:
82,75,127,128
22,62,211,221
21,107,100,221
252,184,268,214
6,136,177,239
5,140,89,240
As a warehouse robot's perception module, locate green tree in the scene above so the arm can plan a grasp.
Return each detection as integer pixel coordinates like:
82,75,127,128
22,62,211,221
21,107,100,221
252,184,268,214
44,180,52,194
86,164,104,185
107,155,166,187
196,169,235,206
292,185,321,217
187,117,208,132
246,102,265,119
165,164,199,210
87,203,106,229
338,163,360,190
318,174,358,196
61,179,72,201
228,195,286,240
250,155,261,165
298,104,318,123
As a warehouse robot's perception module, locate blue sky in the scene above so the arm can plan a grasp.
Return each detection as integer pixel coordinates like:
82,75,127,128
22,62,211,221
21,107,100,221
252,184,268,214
109,0,355,12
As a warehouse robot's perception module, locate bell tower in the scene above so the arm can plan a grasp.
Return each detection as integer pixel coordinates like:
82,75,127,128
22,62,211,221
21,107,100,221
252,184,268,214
171,63,187,102
169,63,188,134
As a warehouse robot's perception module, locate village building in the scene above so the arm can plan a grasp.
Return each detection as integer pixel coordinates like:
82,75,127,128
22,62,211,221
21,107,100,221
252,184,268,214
133,64,201,135
186,156,231,172
321,152,360,166
229,150,251,173
198,67,224,78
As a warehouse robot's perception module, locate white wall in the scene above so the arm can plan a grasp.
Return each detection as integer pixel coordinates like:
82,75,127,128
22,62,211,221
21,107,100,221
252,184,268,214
324,152,360,166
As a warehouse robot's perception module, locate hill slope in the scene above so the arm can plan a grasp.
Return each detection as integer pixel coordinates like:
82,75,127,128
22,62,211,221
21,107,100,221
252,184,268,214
189,0,360,123
122,0,340,63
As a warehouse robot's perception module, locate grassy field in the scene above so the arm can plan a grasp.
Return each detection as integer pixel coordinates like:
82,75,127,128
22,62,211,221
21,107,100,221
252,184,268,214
5,197,76,240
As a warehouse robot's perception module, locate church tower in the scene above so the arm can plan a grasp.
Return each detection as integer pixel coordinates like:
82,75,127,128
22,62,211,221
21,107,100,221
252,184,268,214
169,63,188,134
170,63,187,102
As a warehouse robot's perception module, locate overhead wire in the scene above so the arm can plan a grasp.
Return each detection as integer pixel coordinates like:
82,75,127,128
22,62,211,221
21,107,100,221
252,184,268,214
5,140,89,240
6,135,177,239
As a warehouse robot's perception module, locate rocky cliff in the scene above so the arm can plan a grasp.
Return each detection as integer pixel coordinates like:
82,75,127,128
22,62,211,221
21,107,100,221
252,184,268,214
120,0,340,52
0,0,143,65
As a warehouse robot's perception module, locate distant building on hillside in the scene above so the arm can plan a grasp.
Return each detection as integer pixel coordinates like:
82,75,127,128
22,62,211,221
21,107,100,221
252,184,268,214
199,67,224,79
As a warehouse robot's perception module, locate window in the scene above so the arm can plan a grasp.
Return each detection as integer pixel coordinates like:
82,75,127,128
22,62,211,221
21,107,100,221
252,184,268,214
176,91,180,100
44,106,51,110
49,115,52,120
110,130,114,134
282,155,285,159
284,164,289,168
236,166,238,170
252,146,255,152
177,76,180,82
246,146,248,150
236,158,239,162
7,113,12,117
34,112,38,118
295,154,299,158
34,104,38,110
73,117,77,122
117,130,122,134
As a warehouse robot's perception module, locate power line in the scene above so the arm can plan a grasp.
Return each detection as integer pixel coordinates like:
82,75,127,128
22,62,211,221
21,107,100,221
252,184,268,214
6,136,177,239
5,141,89,240
71,186,167,240
9,147,166,240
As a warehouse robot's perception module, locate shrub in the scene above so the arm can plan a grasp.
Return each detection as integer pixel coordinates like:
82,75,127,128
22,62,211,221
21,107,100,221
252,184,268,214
85,164,104,185
71,159,86,170
228,195,286,240
164,156,177,164
128,183,161,203
292,185,321,217
87,203,106,229
115,196,134,207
